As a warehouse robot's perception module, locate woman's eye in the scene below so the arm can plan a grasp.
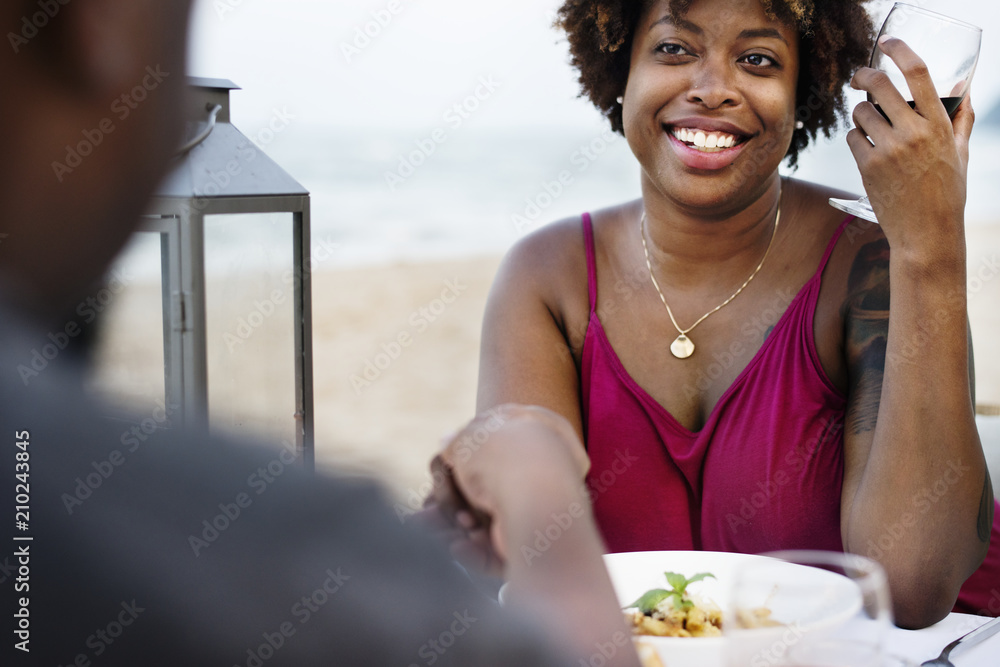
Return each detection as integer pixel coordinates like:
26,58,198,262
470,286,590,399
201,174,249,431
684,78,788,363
656,42,690,56
741,53,777,68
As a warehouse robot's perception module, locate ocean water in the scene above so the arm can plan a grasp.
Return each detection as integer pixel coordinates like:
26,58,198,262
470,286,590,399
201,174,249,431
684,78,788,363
256,120,1000,263
266,123,642,268
117,121,1000,279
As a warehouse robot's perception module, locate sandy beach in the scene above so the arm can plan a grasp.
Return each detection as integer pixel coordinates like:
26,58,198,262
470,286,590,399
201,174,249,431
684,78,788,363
88,225,1000,501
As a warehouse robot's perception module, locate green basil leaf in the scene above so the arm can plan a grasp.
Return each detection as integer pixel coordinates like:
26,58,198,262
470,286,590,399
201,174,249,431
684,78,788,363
664,572,688,593
685,572,716,587
624,589,672,614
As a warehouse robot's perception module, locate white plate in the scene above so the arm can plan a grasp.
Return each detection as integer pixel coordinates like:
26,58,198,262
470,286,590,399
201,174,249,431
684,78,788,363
603,551,862,667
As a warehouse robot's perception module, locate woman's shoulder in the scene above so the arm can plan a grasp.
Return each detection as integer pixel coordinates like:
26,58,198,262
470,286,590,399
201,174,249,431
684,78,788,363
505,214,587,271
785,177,887,255
787,178,890,327
496,201,640,302
493,202,634,327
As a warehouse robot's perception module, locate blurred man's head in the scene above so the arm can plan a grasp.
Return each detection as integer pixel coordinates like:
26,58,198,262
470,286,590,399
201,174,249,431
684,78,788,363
0,0,192,323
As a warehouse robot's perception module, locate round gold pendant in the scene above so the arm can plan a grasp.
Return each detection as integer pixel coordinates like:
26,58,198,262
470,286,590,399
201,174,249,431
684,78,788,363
670,334,695,359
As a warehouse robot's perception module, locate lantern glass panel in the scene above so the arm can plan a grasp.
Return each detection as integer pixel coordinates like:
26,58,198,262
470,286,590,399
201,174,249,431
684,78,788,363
204,212,296,446
86,232,167,412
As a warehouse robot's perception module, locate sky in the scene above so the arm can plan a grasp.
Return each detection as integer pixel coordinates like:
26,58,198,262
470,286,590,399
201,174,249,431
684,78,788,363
188,0,1000,132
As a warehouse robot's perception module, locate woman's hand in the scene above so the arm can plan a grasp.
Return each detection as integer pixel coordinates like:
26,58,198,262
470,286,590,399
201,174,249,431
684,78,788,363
427,404,589,575
846,35,973,264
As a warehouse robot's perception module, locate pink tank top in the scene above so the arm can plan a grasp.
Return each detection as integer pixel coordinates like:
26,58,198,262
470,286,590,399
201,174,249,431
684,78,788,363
579,213,1000,616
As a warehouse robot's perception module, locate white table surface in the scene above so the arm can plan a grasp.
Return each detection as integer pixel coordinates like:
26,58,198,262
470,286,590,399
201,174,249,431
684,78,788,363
885,613,998,666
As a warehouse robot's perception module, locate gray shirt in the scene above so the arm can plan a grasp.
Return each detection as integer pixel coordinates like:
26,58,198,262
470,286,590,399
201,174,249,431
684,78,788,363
0,303,572,666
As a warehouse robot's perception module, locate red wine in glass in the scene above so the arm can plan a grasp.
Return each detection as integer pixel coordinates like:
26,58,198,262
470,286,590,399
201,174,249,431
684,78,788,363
872,96,964,121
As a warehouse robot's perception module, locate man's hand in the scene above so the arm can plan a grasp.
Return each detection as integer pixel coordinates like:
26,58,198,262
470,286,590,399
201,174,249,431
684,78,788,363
427,404,589,575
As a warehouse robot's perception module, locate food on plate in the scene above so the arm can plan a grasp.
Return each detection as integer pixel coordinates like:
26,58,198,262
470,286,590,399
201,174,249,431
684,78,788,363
734,605,782,629
623,572,723,638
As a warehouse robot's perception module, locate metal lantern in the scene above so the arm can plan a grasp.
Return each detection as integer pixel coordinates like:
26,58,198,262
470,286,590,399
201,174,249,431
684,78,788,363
138,78,314,469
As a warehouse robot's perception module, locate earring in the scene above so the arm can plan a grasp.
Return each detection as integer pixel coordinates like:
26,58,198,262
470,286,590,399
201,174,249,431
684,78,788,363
616,96,624,105
795,120,805,130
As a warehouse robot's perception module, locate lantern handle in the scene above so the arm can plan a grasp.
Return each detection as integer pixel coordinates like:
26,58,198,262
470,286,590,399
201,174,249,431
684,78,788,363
176,103,223,155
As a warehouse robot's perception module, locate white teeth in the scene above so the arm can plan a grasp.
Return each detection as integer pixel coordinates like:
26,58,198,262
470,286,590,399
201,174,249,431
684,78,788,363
671,126,740,152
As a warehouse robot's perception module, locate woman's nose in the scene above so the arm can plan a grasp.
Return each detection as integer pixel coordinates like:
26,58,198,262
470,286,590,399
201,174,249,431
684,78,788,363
685,60,741,109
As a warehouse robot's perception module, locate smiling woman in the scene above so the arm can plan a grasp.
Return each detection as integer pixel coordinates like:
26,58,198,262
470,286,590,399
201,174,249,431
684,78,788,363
465,0,1000,628
557,0,871,167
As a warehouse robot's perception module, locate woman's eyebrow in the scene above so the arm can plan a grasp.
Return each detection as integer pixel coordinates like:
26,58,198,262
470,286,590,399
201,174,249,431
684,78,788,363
648,14,701,34
738,28,789,45
648,16,789,47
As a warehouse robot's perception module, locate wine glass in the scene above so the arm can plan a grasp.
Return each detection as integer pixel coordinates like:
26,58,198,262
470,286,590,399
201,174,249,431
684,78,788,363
725,551,911,667
829,3,982,224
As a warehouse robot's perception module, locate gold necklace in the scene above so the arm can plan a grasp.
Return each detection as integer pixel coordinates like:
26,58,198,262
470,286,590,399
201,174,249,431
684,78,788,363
639,190,781,360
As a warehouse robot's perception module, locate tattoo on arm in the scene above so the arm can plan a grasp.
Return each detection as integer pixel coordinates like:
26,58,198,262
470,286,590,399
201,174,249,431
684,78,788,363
979,470,995,544
843,240,891,437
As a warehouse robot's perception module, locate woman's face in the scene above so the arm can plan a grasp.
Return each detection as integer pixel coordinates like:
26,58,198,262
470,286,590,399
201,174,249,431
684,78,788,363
623,0,800,212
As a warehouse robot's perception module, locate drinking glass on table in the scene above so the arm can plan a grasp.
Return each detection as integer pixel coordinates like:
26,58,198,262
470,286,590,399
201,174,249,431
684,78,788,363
829,2,982,224
725,550,910,667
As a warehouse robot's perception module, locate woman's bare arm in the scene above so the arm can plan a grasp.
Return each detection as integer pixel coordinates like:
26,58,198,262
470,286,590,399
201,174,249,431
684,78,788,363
838,224,989,628
477,220,589,440
840,37,991,629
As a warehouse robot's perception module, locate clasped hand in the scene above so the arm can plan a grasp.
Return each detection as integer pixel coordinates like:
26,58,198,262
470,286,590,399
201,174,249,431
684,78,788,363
418,404,590,576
